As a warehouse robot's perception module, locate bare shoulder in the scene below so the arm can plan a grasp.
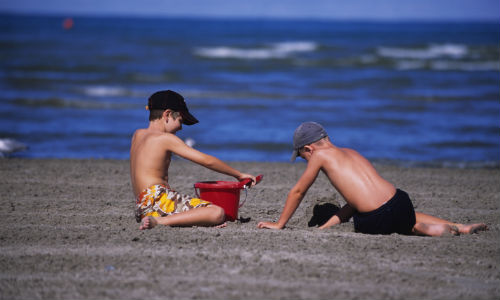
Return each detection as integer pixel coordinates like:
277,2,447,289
311,146,365,174
340,147,371,162
312,147,340,166
156,132,185,148
131,128,144,139
131,130,182,160
131,128,154,143
151,132,194,158
131,129,145,150
138,130,181,147
341,147,360,155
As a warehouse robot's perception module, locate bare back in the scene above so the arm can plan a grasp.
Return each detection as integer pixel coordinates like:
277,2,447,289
130,129,172,197
315,145,396,212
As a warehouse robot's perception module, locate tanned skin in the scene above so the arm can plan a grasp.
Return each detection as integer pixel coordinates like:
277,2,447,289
257,137,487,236
131,109,255,230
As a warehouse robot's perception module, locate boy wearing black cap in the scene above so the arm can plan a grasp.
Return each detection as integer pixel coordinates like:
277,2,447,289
131,90,256,230
257,121,487,236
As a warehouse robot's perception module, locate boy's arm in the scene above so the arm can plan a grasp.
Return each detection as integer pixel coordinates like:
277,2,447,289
257,157,321,229
318,203,356,229
164,133,255,183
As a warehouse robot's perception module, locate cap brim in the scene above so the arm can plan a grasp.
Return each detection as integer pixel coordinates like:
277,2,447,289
290,150,299,162
180,111,199,125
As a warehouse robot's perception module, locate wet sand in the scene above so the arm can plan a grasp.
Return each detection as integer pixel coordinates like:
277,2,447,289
0,159,499,299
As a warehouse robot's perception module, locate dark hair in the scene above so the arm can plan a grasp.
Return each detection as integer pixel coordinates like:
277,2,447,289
149,109,181,122
149,109,164,121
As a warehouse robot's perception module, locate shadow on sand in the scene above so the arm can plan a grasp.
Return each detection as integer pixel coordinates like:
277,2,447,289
308,203,340,227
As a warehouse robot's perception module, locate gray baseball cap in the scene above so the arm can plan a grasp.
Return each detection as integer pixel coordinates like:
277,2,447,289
290,122,328,161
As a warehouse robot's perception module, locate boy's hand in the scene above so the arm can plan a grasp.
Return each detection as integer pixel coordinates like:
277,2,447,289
237,173,256,186
257,221,283,229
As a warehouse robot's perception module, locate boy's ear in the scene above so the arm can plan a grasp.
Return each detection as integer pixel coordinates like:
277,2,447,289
303,145,313,153
162,109,172,120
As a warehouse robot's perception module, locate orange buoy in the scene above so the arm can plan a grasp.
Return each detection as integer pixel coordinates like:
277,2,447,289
62,18,74,30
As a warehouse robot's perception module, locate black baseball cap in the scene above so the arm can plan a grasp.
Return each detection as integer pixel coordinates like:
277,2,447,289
147,90,199,125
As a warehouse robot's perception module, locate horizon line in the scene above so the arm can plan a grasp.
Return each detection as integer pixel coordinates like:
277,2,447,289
1,10,498,23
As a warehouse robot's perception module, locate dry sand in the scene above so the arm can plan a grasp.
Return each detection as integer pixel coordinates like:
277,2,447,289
0,158,499,299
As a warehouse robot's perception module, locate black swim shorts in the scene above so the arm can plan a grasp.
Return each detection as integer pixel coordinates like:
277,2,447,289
353,189,416,235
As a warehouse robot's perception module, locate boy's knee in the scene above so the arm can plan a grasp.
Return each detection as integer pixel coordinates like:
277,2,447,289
211,205,226,224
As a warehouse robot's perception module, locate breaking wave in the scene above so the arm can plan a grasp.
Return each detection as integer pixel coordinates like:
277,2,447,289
82,85,130,97
194,41,317,59
374,44,499,71
377,44,468,60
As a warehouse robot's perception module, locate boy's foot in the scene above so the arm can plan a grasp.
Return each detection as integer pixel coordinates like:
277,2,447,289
139,216,158,230
457,223,488,234
215,222,227,228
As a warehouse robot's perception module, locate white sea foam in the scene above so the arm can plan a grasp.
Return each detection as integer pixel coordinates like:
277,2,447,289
272,41,317,53
83,86,129,97
377,44,468,60
194,41,317,59
377,43,498,71
0,138,27,156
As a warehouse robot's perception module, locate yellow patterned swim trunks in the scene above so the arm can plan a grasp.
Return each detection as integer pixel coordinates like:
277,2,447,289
135,184,211,222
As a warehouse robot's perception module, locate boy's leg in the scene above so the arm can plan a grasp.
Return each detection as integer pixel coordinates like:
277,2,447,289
140,205,226,230
413,212,487,236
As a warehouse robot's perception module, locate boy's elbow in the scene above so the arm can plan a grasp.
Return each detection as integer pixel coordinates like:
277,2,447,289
202,155,217,168
290,187,306,199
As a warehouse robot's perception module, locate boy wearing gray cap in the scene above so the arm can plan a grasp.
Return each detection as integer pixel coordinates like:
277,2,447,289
257,122,487,236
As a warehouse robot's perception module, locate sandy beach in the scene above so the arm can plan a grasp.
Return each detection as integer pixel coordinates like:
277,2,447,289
0,158,499,299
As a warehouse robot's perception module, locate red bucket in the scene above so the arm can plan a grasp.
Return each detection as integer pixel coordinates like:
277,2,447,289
194,175,262,221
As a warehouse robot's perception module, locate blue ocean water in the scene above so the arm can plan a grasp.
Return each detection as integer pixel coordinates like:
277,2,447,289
1,14,499,166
